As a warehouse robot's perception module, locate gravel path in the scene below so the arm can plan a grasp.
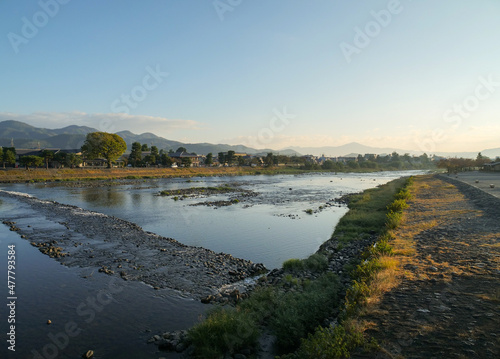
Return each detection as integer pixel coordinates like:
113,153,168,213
0,190,266,299
439,171,500,200
353,175,500,359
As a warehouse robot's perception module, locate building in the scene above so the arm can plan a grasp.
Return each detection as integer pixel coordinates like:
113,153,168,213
169,150,203,167
483,162,500,171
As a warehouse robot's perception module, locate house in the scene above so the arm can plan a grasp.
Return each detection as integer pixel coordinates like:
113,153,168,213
483,162,500,171
336,156,358,164
169,150,202,167
14,148,83,168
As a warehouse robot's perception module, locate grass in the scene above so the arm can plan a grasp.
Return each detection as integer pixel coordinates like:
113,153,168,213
288,176,415,358
332,177,409,243
0,166,315,183
188,271,342,357
187,307,260,359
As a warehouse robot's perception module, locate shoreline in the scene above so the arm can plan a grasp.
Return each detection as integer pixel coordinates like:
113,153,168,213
0,166,422,184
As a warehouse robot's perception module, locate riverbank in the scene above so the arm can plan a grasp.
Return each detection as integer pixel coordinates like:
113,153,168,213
0,166,425,184
0,167,304,183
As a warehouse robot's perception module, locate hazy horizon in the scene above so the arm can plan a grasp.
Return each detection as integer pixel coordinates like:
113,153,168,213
1,1,499,153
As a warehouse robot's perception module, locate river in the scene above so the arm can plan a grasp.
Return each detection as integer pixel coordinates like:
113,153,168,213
0,170,423,358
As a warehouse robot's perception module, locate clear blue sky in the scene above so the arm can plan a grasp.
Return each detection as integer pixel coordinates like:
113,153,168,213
1,0,499,152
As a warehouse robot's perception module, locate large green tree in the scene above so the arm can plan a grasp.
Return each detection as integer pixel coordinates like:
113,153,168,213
81,132,126,168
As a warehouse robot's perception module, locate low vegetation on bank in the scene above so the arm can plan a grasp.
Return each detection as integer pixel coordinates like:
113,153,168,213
185,176,415,358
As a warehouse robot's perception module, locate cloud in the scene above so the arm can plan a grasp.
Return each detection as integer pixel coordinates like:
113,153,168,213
0,112,202,136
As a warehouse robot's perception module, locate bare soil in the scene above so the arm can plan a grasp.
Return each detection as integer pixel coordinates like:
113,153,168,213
353,175,500,359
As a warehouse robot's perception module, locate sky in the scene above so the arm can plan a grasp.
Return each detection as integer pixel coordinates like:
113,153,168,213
1,0,500,153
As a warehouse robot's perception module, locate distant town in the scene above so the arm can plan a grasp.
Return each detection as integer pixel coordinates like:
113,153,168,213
1,131,499,173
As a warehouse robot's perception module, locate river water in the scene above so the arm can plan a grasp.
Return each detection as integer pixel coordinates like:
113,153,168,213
0,171,422,358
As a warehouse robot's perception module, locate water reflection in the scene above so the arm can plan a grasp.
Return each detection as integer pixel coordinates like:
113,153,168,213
80,187,126,207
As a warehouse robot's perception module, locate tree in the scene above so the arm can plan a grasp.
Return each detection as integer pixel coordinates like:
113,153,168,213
176,147,187,153
129,142,142,167
144,154,156,166
41,149,54,170
265,152,274,167
3,149,16,168
161,153,173,167
476,152,490,166
20,155,43,169
218,152,226,165
65,153,82,168
150,146,159,161
141,144,149,151
205,152,213,166
81,132,127,168
181,157,192,167
227,150,235,165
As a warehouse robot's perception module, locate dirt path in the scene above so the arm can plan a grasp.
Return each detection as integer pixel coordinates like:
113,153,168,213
354,175,499,359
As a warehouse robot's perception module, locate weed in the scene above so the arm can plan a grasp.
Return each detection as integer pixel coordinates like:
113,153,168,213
188,307,260,359
283,258,304,272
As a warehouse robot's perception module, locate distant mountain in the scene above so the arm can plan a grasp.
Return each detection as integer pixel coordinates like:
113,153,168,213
0,120,301,156
1,120,497,159
284,142,415,157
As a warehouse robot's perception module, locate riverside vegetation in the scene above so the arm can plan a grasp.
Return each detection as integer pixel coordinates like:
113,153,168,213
179,176,415,358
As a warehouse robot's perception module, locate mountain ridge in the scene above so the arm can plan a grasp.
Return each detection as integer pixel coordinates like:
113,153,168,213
0,120,498,159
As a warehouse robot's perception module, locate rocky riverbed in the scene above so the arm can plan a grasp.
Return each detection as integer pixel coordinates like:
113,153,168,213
0,190,266,298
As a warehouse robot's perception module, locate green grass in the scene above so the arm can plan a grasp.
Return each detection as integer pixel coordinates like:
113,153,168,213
188,307,260,359
282,254,328,273
289,176,414,358
332,177,409,243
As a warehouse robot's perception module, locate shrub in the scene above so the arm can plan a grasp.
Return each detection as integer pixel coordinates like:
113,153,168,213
270,273,341,351
386,210,402,229
297,324,365,359
283,258,305,272
386,199,409,212
305,209,313,214
303,253,328,272
188,307,260,359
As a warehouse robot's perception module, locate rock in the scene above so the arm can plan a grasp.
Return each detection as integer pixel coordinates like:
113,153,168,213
175,342,186,352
